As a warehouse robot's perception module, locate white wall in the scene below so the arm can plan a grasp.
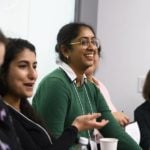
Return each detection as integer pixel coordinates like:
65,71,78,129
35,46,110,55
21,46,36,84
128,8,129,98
97,0,150,120
0,0,75,99
28,0,75,95
0,0,30,38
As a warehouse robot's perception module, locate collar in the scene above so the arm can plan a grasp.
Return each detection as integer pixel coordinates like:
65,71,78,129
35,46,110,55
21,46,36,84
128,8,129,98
59,61,87,85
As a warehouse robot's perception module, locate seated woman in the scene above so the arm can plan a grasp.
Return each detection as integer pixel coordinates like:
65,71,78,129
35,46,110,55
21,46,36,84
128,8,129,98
134,70,150,150
32,22,141,150
0,38,108,150
0,30,22,150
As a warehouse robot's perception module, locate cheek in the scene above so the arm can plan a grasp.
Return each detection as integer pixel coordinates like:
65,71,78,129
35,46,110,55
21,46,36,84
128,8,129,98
7,75,20,89
7,71,24,88
35,71,38,80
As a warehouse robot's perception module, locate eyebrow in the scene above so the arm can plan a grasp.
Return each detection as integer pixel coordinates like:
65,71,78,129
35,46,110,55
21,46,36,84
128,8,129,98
78,36,96,40
17,60,37,64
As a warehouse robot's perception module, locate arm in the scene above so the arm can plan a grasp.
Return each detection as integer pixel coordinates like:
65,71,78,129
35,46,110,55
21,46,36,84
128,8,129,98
96,80,130,126
97,80,117,112
134,108,150,150
0,98,22,150
50,113,109,150
33,77,69,138
50,126,78,150
96,90,142,150
112,111,130,127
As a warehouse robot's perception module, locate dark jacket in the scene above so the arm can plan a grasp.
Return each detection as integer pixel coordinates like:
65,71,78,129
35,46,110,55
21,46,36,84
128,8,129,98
0,97,22,150
134,101,150,150
8,104,78,150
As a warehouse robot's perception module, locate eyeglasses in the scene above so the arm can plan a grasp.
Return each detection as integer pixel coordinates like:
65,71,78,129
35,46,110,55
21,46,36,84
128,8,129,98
70,37,100,49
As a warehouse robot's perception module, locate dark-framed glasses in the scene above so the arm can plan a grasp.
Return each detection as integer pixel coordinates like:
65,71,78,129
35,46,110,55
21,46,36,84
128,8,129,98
70,37,100,48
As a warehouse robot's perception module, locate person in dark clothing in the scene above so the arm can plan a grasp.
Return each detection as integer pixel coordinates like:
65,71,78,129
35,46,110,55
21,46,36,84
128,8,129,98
0,30,22,150
134,70,150,150
0,38,108,150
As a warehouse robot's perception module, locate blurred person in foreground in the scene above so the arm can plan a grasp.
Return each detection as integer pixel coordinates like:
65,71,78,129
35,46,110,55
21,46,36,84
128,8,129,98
0,30,22,150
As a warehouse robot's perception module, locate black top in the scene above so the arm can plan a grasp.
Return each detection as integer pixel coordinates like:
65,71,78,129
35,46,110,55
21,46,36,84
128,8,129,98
0,97,22,150
134,101,150,150
8,104,78,150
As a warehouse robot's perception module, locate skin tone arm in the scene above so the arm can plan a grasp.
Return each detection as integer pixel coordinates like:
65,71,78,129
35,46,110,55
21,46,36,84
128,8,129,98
72,113,109,132
112,112,130,127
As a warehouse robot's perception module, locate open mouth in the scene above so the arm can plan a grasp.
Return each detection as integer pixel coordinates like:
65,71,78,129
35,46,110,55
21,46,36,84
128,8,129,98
85,53,94,60
24,83,35,90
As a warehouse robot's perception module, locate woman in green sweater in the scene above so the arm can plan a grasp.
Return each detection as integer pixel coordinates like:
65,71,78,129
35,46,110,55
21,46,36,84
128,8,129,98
32,22,142,150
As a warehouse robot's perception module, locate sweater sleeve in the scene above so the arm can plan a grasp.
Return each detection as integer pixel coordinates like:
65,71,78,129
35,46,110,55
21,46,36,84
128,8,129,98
50,126,78,150
33,77,70,138
96,89,142,150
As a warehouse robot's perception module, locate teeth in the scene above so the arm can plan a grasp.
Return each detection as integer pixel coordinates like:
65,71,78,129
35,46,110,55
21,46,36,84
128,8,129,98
86,54,93,57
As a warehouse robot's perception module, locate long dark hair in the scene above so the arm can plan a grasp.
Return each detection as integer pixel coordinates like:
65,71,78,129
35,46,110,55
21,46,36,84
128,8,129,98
55,22,96,63
0,38,48,128
0,38,36,96
0,29,7,45
143,70,150,101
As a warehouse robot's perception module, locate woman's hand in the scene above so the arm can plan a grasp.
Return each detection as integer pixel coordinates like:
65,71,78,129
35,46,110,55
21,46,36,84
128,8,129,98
112,111,130,127
72,113,109,132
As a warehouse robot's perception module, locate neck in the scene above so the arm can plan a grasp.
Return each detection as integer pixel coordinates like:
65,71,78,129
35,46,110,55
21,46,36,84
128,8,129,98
76,76,84,87
69,65,85,86
3,95,20,111
87,75,94,82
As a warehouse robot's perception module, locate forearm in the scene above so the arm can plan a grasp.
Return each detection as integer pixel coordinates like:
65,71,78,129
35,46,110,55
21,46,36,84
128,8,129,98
99,111,141,150
50,126,78,150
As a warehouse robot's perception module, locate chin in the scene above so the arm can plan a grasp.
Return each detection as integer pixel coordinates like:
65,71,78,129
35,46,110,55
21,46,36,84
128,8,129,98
25,93,33,98
87,63,93,68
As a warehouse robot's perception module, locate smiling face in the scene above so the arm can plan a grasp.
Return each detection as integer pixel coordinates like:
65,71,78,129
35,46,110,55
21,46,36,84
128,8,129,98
66,27,97,75
85,49,100,77
6,48,37,99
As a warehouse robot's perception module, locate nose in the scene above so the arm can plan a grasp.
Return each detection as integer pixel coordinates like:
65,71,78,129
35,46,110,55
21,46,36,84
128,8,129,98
28,67,37,80
87,40,97,50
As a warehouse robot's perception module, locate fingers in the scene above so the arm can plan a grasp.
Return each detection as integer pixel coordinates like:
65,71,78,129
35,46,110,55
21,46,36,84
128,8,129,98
113,111,130,126
120,117,130,127
121,115,130,126
94,119,109,129
72,113,109,132
78,113,101,121
87,113,101,120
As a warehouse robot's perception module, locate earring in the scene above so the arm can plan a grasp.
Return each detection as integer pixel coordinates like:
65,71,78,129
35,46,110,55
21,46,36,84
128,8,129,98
66,56,69,59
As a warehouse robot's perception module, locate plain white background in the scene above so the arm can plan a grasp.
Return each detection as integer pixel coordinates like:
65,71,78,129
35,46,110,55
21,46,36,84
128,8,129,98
0,0,75,99
97,0,150,120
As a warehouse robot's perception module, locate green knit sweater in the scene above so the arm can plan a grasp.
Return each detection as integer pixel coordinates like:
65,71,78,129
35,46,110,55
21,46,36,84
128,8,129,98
32,68,141,150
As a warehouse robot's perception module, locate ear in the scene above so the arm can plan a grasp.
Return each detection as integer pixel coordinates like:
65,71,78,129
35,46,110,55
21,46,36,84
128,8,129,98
60,45,69,59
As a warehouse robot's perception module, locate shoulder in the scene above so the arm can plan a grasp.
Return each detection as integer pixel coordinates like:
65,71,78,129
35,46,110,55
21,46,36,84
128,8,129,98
134,101,150,115
86,80,104,98
39,68,71,85
0,98,11,125
86,80,98,90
